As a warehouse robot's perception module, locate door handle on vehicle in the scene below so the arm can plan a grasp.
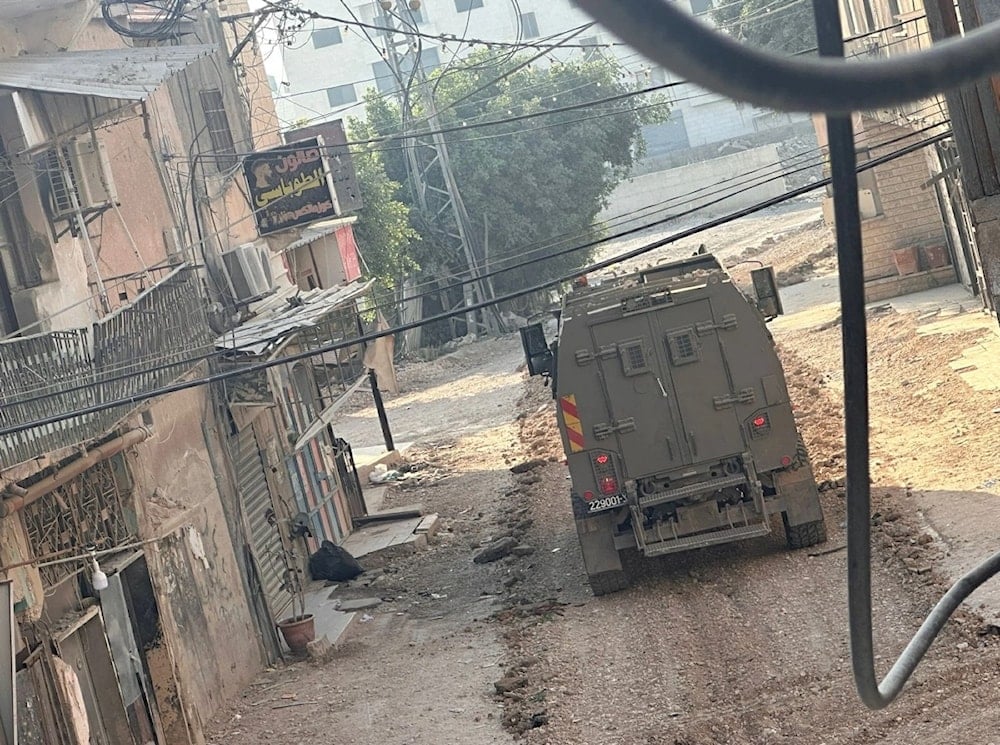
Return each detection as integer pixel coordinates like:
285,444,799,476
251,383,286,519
656,376,669,398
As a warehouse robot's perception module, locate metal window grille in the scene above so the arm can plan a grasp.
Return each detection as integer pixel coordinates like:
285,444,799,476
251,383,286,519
199,89,237,171
43,146,79,216
619,339,650,376
23,455,136,587
666,330,699,365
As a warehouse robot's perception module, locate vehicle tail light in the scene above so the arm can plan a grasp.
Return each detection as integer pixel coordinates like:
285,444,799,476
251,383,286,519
592,452,620,495
748,412,771,438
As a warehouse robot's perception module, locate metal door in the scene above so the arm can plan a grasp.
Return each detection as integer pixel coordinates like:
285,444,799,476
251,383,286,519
234,428,290,622
590,316,689,478
334,438,365,519
650,298,744,464
102,570,159,744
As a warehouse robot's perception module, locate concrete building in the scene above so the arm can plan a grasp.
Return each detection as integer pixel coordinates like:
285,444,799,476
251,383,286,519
271,0,808,157
818,0,985,302
0,2,373,742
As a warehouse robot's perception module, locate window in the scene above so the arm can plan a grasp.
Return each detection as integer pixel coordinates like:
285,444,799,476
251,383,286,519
371,47,441,93
578,35,603,60
372,60,395,94
455,0,484,11
326,83,357,107
650,67,667,86
356,2,382,24
824,147,883,218
400,4,427,23
520,12,539,38
689,0,712,14
312,26,343,47
619,339,650,377
357,2,426,30
199,89,236,170
666,330,699,366
855,147,883,217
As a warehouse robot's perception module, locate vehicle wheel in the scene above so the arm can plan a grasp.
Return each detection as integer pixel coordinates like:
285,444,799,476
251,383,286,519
588,569,629,596
784,517,827,549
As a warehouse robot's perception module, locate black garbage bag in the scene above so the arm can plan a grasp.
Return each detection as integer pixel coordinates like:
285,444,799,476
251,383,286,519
308,540,364,581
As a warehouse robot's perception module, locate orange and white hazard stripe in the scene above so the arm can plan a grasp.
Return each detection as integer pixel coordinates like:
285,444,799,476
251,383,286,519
559,394,585,453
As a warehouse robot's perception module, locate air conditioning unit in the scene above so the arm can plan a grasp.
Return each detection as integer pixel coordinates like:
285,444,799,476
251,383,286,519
221,242,275,303
44,138,118,220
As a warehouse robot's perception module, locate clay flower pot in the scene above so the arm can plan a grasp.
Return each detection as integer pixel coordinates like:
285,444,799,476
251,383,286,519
276,614,316,654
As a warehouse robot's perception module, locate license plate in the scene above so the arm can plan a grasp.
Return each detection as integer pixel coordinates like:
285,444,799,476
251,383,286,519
587,494,628,513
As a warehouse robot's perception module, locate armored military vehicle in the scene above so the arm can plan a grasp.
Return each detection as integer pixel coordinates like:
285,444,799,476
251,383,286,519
520,253,826,595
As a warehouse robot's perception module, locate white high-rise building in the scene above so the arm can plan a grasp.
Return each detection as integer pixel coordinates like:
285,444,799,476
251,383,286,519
270,0,808,158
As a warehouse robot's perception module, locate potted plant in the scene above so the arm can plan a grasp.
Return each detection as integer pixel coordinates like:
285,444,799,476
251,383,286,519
275,540,315,654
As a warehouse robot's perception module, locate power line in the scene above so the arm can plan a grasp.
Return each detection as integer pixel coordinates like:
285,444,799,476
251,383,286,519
203,15,932,163
258,1,617,52
0,128,950,429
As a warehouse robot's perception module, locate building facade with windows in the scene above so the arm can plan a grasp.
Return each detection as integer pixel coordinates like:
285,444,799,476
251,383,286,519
0,1,373,743
272,0,808,155
815,0,984,302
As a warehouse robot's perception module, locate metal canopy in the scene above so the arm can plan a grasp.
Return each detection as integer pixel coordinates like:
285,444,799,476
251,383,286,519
0,45,215,100
280,216,358,255
215,280,375,357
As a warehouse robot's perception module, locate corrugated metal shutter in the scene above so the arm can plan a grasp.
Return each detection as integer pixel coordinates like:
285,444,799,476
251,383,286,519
235,428,289,621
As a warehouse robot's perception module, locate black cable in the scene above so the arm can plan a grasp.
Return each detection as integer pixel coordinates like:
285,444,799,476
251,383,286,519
3,119,947,403
810,0,1000,711
359,118,946,308
0,129,950,430
573,0,1000,113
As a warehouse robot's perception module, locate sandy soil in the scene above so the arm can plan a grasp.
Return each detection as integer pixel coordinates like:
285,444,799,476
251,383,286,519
206,206,1000,745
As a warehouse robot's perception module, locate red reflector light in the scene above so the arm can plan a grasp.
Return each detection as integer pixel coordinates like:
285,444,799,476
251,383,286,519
781,455,792,467
583,490,595,501
595,454,610,465
599,476,618,495
753,416,767,428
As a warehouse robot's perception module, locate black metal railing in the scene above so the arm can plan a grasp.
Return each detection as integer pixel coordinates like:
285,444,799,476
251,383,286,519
0,265,212,469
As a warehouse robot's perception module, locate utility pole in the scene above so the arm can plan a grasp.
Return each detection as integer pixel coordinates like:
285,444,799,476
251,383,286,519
379,0,500,337
923,0,1000,320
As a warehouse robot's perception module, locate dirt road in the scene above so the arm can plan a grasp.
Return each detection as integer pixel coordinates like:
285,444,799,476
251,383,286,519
208,206,1000,744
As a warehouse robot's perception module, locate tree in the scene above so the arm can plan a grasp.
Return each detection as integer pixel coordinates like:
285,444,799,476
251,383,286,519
361,51,666,314
346,109,420,318
711,0,816,54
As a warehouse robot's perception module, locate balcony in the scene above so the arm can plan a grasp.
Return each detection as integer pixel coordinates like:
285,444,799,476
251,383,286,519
0,264,211,470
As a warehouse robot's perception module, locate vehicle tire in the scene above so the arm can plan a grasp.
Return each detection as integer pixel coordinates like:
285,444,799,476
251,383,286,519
784,517,827,549
588,569,629,596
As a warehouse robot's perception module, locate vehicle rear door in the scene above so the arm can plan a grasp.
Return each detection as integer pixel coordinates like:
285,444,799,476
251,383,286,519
589,316,689,478
649,297,746,464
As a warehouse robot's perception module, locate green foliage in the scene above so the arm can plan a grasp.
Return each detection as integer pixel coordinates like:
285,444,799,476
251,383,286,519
711,0,816,54
346,110,420,309
360,51,666,302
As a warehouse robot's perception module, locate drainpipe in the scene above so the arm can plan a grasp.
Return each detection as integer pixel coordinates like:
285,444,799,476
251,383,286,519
0,427,151,517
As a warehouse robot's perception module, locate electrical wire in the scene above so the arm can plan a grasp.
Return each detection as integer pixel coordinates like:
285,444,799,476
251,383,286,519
804,0,1000,711
574,0,1000,113
260,1,613,52
0,129,950,431
101,0,189,40
187,18,939,166
1,107,945,386
236,12,932,156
